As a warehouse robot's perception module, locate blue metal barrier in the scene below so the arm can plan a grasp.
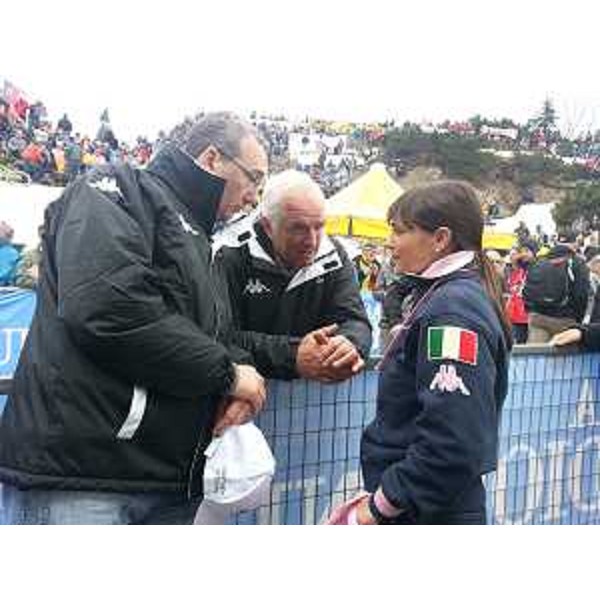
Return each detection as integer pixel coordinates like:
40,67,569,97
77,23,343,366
1,288,599,524
241,347,600,524
0,289,35,412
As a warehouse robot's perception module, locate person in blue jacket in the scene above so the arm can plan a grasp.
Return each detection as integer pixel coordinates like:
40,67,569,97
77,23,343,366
355,181,512,525
0,221,20,287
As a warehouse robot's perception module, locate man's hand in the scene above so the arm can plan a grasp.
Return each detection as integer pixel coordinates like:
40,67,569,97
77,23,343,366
295,324,337,381
230,364,266,414
213,398,255,436
551,328,583,347
296,325,365,383
213,364,267,435
320,334,364,377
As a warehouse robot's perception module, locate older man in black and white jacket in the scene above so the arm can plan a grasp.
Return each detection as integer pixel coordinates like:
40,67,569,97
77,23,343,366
213,170,372,383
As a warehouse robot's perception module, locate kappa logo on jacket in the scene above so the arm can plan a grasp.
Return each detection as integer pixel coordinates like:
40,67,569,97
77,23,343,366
243,278,272,296
178,213,199,236
429,364,471,396
89,176,124,199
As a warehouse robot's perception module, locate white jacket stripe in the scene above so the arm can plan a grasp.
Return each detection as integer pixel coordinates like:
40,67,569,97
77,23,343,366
117,386,148,440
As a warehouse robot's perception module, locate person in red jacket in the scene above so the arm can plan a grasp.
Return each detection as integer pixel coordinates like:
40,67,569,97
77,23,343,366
505,245,534,344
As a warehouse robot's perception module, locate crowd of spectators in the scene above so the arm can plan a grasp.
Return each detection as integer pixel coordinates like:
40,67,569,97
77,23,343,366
3,77,599,191
419,118,600,172
488,227,600,345
1,86,154,185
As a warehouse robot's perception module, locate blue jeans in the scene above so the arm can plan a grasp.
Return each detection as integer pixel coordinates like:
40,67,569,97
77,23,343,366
0,484,201,525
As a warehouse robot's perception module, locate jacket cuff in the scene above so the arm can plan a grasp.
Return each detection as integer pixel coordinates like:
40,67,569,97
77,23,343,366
380,468,417,519
373,487,405,518
223,361,238,399
579,324,600,351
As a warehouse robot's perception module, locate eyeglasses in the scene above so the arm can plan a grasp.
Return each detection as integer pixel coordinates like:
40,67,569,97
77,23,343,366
214,145,266,189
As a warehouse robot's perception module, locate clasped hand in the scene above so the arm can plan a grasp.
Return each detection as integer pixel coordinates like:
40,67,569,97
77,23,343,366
296,324,365,383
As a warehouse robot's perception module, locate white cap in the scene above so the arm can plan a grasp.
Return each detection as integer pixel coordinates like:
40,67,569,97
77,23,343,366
194,422,275,524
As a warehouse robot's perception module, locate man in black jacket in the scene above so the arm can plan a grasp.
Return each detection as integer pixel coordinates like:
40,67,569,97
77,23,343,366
213,170,372,382
524,235,590,343
551,255,600,350
0,112,269,524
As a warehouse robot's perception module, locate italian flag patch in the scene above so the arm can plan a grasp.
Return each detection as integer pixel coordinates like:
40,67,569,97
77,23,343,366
427,326,478,365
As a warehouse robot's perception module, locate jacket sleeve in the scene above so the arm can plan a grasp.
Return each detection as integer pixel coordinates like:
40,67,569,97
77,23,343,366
378,314,501,519
322,244,372,358
571,258,590,322
231,330,298,379
213,247,298,379
592,289,600,324
581,323,600,351
56,179,236,401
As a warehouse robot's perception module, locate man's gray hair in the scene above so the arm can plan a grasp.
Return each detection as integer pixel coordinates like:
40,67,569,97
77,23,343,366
260,170,325,228
171,111,265,158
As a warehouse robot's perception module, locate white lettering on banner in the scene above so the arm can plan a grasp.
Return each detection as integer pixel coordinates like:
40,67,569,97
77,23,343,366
324,470,361,525
492,434,600,525
570,379,597,428
256,475,326,525
0,328,28,367
494,444,544,525
257,481,285,524
542,440,568,524
568,436,600,516
492,376,600,525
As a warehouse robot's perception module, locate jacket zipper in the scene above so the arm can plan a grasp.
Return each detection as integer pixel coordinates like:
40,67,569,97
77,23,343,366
186,271,222,500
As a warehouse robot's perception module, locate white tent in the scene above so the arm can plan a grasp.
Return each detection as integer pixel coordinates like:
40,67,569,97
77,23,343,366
488,203,556,237
0,182,63,248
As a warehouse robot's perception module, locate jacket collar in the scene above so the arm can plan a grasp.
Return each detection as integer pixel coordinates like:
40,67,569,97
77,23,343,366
146,145,225,234
411,250,476,280
252,220,338,267
249,221,343,291
215,217,343,290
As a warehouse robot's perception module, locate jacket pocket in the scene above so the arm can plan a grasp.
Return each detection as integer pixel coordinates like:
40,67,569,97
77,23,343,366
116,385,147,439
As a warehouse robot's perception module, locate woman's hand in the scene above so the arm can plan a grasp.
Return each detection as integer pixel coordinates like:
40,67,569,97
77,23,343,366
355,496,378,525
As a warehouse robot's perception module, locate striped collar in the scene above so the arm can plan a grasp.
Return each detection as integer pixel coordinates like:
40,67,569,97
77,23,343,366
213,214,344,291
246,225,343,292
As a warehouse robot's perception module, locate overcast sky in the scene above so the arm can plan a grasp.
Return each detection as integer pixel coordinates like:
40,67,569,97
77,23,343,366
2,0,598,141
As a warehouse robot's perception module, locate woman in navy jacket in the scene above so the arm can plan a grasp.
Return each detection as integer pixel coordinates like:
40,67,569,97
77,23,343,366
355,181,512,525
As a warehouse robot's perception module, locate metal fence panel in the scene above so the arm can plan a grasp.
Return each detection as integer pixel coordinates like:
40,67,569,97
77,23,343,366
236,350,600,524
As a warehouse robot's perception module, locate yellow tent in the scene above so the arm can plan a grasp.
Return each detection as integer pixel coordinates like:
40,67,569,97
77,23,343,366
482,231,517,250
326,166,517,248
325,163,403,239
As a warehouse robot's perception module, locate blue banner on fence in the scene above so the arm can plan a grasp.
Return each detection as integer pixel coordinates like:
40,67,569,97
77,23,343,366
246,351,600,525
0,288,36,413
486,352,600,524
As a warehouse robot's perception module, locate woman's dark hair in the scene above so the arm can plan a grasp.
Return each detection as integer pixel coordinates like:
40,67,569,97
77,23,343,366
387,180,512,345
